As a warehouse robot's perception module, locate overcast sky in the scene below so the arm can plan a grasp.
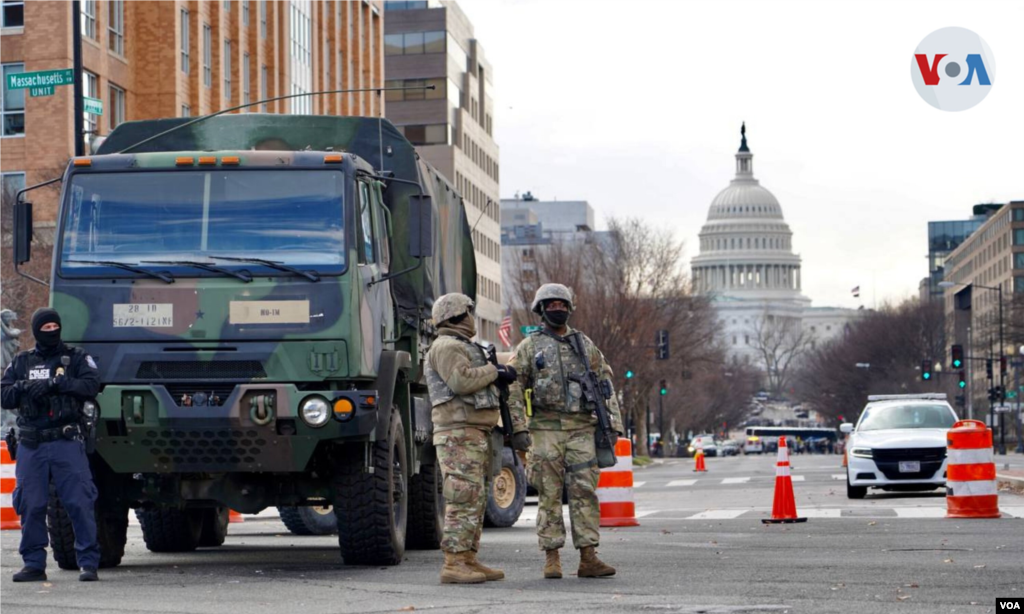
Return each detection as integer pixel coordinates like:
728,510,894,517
456,0,1024,309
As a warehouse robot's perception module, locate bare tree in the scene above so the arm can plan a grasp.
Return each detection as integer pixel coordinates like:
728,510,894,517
749,310,814,398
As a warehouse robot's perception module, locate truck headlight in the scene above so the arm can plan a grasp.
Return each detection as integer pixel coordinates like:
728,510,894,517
82,401,98,420
850,447,873,458
300,396,331,428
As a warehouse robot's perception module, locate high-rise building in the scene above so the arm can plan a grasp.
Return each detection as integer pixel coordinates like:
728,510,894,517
1,0,384,222
922,210,990,301
383,0,501,343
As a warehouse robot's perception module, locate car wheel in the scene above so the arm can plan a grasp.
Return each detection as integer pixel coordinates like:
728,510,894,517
846,474,867,499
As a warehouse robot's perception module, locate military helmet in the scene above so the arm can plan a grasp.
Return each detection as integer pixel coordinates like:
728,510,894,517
531,283,574,314
432,293,475,324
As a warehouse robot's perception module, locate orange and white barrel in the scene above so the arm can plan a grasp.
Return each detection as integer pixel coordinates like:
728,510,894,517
229,509,245,523
597,439,639,527
1,441,20,531
946,420,1000,519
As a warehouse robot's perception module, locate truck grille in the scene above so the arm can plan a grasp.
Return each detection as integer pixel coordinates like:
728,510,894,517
141,428,268,467
873,447,945,480
137,360,267,380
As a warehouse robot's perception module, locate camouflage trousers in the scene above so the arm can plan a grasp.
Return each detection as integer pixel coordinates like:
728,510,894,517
528,427,600,551
434,427,491,553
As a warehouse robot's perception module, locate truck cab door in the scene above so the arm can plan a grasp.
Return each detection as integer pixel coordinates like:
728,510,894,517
355,179,392,373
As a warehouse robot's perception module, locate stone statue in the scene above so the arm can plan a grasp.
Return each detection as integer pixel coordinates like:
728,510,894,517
1,309,21,429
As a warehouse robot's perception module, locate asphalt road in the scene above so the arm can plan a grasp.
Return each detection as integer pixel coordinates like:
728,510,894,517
2,453,1023,614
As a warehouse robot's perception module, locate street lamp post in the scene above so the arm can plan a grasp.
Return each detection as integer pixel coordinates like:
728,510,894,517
939,280,1005,454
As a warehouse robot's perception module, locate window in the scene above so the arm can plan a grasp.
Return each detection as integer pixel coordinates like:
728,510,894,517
82,71,98,136
242,53,250,107
2,1,24,28
259,0,266,38
81,0,96,39
384,31,445,56
223,0,230,11
203,24,212,87
261,65,268,112
1016,277,1024,294
108,83,125,131
1,171,25,204
1015,229,1024,246
1015,208,1024,222
357,181,376,264
384,78,446,102
224,39,232,102
180,10,190,73
2,63,25,136
242,0,249,25
108,0,124,54
181,104,191,117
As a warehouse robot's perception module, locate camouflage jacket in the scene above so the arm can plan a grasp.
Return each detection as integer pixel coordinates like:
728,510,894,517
507,327,623,432
424,329,500,436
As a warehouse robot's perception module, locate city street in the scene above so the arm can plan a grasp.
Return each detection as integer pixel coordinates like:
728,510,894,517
3,453,1022,614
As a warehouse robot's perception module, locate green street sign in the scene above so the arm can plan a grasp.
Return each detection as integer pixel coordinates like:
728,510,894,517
29,86,55,97
6,69,74,90
520,325,541,335
84,96,103,115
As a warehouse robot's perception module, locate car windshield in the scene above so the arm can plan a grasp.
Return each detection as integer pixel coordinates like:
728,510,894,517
857,404,956,431
59,170,346,276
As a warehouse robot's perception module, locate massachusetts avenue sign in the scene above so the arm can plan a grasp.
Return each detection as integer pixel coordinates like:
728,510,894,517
6,69,75,90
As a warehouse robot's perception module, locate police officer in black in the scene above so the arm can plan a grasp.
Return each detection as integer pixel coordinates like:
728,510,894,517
1,308,101,582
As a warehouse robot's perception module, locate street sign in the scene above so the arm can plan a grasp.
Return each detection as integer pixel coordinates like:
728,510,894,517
29,86,55,97
84,96,103,115
6,68,74,90
992,404,1013,413
519,325,541,335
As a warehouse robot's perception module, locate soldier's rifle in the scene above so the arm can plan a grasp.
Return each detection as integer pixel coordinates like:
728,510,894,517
565,332,618,468
479,342,520,468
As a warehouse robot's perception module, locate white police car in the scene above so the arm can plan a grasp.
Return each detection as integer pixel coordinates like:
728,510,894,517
841,394,958,499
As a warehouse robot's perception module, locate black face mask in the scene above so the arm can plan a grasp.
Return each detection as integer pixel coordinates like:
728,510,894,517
543,309,570,328
32,308,63,354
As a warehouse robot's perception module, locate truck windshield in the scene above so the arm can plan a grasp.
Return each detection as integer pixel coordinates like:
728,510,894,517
857,404,956,431
59,169,346,277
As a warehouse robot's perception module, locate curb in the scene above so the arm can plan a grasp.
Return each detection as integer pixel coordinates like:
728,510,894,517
996,473,1024,494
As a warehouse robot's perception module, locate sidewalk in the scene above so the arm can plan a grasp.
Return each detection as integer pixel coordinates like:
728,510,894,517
996,468,1024,495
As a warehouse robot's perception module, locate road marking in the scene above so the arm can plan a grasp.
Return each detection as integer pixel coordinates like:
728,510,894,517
791,475,805,482
832,474,846,480
893,508,947,518
635,510,658,518
667,479,697,487
999,506,1024,518
721,477,750,484
688,509,747,520
634,481,646,488
801,508,842,518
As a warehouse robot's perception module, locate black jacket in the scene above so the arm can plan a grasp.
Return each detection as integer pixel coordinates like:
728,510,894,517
1,343,101,429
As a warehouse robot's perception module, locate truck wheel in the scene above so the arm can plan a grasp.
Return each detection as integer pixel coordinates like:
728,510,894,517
484,447,527,528
136,508,204,552
198,506,230,547
335,410,408,565
279,504,337,536
47,483,129,570
846,474,867,499
407,462,443,549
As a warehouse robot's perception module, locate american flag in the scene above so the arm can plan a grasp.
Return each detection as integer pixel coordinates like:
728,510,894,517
851,285,860,298
498,310,513,347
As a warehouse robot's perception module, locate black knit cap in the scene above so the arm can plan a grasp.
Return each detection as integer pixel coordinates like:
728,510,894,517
31,308,61,336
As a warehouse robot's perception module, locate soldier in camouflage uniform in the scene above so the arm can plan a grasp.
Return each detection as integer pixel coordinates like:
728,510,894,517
424,293,529,584
507,283,622,579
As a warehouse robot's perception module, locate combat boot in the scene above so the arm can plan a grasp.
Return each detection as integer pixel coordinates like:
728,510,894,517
464,550,504,581
578,546,615,578
543,549,562,579
440,551,487,584
12,567,47,582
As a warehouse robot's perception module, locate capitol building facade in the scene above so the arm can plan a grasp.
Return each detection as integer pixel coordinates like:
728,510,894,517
691,125,860,368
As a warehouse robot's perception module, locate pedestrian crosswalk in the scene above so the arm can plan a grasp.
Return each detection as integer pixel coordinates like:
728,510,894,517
629,507,1024,520
637,474,819,488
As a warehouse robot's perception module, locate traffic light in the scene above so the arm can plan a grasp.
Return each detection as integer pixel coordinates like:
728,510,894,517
1000,356,1007,374
951,345,963,369
625,369,634,380
958,370,967,389
656,329,670,360
921,359,932,381
986,359,993,379
659,379,668,395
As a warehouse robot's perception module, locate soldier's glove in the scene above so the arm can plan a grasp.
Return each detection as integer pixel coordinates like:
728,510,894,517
512,431,532,452
26,380,52,401
495,364,518,384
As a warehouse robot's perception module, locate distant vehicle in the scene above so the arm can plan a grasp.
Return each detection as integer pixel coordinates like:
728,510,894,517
841,394,957,500
720,440,741,456
743,436,763,455
688,434,719,457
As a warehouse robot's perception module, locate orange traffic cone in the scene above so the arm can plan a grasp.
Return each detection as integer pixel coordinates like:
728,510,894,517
762,436,806,524
842,450,848,468
693,449,707,472
229,509,245,523
1,441,20,531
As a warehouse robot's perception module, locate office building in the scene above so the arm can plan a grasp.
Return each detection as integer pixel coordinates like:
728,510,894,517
383,0,501,343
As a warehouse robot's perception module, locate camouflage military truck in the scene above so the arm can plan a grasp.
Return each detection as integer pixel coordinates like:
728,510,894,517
11,114,523,568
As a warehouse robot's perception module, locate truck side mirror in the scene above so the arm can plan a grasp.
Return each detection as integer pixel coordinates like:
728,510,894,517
408,194,434,258
14,199,33,265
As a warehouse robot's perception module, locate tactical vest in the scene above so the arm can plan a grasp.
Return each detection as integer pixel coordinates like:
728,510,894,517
527,331,589,414
19,349,84,427
424,337,499,410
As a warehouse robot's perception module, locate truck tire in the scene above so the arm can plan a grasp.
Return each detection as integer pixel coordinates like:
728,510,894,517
47,484,129,570
279,504,338,536
135,508,204,552
334,410,408,565
406,462,443,549
484,447,527,528
198,506,230,547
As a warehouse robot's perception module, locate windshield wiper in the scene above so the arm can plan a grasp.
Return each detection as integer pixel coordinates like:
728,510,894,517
141,260,254,283
208,256,320,282
66,259,175,284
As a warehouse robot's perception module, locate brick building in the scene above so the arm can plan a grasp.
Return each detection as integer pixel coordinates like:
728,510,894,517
1,0,383,325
